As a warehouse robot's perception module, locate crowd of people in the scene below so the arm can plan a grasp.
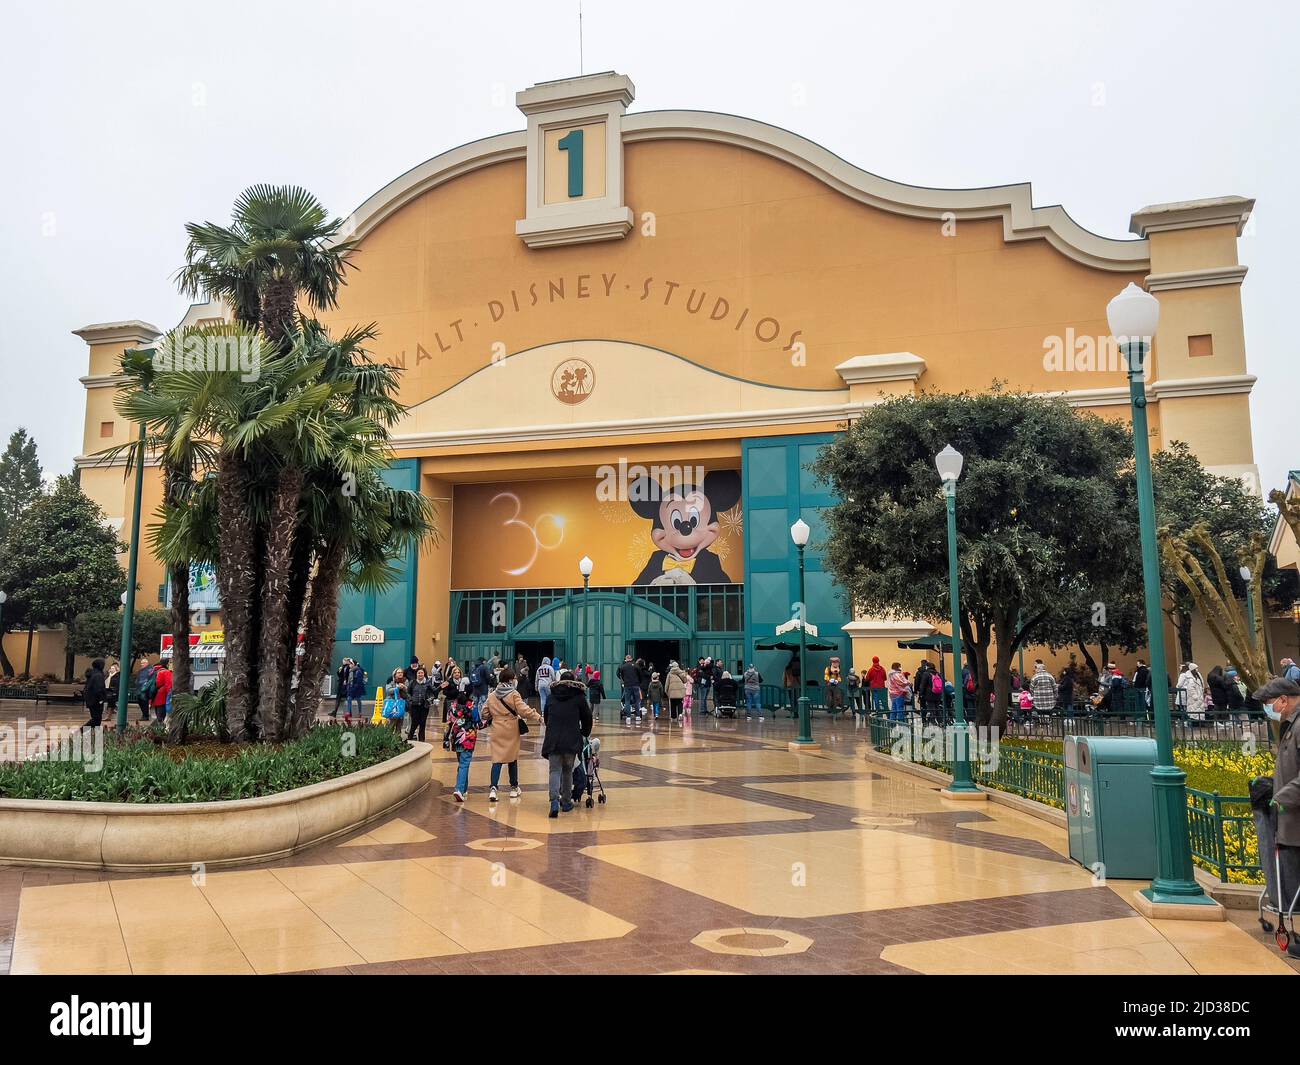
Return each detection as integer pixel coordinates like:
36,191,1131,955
79,655,173,728
344,652,595,817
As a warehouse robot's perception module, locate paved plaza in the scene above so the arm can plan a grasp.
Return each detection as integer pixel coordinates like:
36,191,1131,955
1,708,1293,976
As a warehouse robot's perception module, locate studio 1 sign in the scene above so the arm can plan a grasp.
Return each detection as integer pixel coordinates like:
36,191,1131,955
350,625,386,645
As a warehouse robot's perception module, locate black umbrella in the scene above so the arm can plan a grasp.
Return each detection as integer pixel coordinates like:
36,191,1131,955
753,636,839,653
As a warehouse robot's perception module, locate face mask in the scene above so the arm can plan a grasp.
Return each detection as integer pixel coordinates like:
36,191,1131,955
1265,702,1282,722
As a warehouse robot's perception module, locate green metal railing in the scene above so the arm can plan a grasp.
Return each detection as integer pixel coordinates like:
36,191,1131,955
1186,788,1260,884
866,712,1261,883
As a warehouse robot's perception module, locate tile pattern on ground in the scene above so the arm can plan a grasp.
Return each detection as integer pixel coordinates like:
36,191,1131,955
1,709,1293,976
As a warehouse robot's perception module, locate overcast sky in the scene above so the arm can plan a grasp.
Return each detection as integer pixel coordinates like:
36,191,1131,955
2,0,1292,494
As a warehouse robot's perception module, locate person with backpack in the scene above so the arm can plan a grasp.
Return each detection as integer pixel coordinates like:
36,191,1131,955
845,667,862,716
912,660,934,722
444,687,481,803
479,665,542,802
470,657,492,707
542,670,592,817
136,658,157,722
646,672,665,721
150,661,173,723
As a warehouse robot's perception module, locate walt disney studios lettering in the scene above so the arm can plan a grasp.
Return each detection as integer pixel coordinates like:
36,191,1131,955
392,273,804,366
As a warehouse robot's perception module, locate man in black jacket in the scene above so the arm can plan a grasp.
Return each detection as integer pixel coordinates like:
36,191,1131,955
617,654,641,721
542,672,593,817
82,659,107,728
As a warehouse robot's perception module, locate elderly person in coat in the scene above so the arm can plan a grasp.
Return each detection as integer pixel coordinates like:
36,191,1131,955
1254,677,1300,957
479,666,542,802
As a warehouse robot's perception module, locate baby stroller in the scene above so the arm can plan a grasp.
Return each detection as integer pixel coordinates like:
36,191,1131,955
571,736,606,808
1252,777,1300,953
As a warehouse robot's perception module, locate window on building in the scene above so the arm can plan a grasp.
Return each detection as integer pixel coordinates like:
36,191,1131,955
696,584,744,632
456,590,509,634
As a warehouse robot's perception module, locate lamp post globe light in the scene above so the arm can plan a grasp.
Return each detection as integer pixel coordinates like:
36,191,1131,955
935,446,981,797
578,556,593,678
788,518,818,750
1107,283,1217,915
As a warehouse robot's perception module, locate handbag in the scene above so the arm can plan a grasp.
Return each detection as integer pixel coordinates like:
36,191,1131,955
382,696,407,720
503,695,529,734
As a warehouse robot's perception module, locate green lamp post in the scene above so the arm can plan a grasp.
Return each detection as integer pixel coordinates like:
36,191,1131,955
1108,282,1214,911
116,419,147,737
936,445,979,793
579,554,593,676
789,518,816,747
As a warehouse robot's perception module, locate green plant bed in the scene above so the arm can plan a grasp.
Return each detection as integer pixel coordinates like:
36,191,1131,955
0,723,408,804
997,736,1273,794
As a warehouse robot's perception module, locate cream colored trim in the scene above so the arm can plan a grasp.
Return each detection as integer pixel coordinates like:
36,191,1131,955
389,401,862,451
1145,265,1248,292
514,73,635,248
79,373,121,390
516,72,635,114
339,106,1148,270
1031,385,1133,408
621,112,1148,271
1129,196,1254,238
843,618,938,640
71,320,161,347
348,131,527,242
74,452,162,470
1149,374,1257,400
836,352,926,385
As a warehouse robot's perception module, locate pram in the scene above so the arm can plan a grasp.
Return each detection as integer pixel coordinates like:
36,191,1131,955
571,736,606,809
1252,777,1300,952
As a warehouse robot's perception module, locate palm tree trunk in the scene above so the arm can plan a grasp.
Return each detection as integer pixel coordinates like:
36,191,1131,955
260,277,298,353
169,562,191,697
0,633,14,678
216,453,258,740
290,537,346,738
255,465,303,741
164,463,193,698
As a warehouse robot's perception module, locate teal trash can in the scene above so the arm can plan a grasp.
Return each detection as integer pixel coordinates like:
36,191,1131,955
1064,736,1158,880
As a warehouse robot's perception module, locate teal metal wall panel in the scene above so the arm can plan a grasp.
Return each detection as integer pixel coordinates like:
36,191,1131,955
741,433,850,698
332,459,421,686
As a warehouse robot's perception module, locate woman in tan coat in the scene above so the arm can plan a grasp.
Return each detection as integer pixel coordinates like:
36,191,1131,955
665,662,689,721
479,666,542,801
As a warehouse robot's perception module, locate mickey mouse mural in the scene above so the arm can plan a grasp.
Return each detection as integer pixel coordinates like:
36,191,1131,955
629,470,742,586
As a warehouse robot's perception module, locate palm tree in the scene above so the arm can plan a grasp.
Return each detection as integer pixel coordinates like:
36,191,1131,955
138,325,339,738
95,347,223,703
175,185,358,350
283,322,435,736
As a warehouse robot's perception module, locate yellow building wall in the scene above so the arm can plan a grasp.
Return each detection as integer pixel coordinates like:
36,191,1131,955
314,140,1147,420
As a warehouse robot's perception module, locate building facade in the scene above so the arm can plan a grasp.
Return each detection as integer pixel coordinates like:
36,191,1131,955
68,71,1264,689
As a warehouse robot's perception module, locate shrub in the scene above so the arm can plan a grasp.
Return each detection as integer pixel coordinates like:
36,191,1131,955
0,724,407,803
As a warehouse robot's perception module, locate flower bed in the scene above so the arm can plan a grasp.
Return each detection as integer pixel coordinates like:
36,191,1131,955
0,724,407,803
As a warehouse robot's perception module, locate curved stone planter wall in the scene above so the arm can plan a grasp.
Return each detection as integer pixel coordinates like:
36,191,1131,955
0,742,432,872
